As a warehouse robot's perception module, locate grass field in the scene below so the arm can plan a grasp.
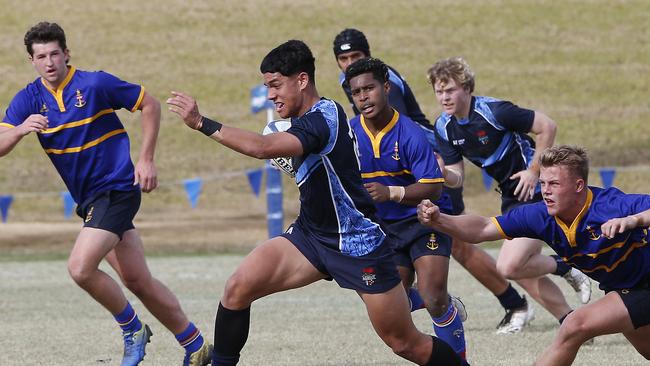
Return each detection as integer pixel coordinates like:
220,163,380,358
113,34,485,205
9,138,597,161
1,252,648,365
0,1,649,364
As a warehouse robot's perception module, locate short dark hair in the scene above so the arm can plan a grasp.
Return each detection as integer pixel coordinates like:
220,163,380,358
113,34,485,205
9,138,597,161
344,57,388,85
540,145,590,183
260,40,315,83
24,22,67,57
333,28,370,57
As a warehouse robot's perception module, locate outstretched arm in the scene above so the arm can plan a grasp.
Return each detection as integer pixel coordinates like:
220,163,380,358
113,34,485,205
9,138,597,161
601,208,650,239
417,199,503,243
510,111,557,201
134,91,160,193
0,115,49,157
167,91,303,159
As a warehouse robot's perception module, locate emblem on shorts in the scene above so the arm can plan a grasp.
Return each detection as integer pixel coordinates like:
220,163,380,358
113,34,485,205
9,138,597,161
621,289,630,294
85,206,94,223
586,226,601,241
391,141,400,161
426,233,439,250
361,267,376,286
39,103,48,114
75,89,87,108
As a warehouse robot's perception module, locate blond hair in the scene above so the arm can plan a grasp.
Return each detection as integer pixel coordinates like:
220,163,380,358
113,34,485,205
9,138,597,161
539,145,590,183
427,57,475,93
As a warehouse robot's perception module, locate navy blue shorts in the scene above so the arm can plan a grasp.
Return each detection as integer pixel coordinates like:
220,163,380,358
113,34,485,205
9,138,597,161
76,189,140,239
501,191,543,214
384,216,452,270
281,222,401,294
607,277,650,329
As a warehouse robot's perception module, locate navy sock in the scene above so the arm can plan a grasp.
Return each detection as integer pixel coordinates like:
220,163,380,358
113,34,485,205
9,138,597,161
496,283,526,310
213,303,250,366
432,299,467,360
552,255,572,276
175,322,204,354
408,287,426,311
425,336,462,366
114,302,141,333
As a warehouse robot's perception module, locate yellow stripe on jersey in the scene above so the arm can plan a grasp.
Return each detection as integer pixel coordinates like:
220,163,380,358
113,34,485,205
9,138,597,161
361,169,412,179
491,217,512,240
44,129,126,154
41,108,115,134
41,66,76,112
130,86,145,112
568,241,648,273
554,189,593,247
562,233,632,261
0,122,15,129
418,178,445,184
360,109,400,158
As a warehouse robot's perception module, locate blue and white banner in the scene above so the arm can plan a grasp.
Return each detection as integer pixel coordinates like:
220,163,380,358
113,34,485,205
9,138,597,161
61,191,75,219
246,168,263,197
250,84,274,114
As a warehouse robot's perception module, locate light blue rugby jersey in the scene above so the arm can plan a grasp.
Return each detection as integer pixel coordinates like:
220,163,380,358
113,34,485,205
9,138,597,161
350,110,445,221
2,67,144,204
285,98,386,257
493,187,650,290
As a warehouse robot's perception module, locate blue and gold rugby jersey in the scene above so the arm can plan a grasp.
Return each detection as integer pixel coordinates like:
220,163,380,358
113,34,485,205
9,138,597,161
434,96,536,197
492,187,650,290
350,110,445,221
285,98,385,257
2,67,144,204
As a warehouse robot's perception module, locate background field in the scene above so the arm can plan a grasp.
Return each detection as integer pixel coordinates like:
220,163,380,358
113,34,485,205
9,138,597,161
2,253,649,365
0,0,649,364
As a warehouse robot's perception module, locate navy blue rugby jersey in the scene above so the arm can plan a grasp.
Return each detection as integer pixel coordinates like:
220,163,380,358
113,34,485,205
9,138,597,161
340,65,430,128
434,96,536,196
2,67,143,204
285,98,386,257
493,187,650,290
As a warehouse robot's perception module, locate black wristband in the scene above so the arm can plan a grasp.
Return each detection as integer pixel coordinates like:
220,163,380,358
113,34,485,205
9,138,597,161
198,117,222,136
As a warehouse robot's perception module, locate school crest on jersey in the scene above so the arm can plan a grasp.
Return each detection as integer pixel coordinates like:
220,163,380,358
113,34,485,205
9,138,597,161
586,226,601,241
476,130,489,145
391,141,400,161
426,233,439,250
39,103,48,114
74,89,87,108
361,267,377,286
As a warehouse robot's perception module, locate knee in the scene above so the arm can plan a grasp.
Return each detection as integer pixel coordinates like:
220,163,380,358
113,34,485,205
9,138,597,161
386,337,413,359
421,290,449,318
557,312,593,345
222,272,254,308
121,274,150,296
496,260,522,279
451,241,469,263
67,259,95,288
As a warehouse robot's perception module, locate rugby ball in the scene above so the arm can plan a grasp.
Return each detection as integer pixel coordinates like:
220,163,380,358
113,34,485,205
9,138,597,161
262,120,296,178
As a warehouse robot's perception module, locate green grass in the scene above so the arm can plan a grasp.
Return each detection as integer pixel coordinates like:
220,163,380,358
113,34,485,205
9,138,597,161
1,0,649,225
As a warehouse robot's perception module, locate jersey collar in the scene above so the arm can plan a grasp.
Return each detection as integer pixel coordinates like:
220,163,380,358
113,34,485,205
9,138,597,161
360,109,399,158
554,188,594,247
41,66,76,112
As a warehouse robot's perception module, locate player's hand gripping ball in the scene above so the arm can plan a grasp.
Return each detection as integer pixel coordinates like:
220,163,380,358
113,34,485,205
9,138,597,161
262,120,296,178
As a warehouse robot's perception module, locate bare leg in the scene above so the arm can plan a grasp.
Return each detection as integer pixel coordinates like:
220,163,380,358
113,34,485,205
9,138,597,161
535,291,643,365
451,239,509,295
67,227,128,314
497,237,572,320
106,229,189,334
359,284,434,364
